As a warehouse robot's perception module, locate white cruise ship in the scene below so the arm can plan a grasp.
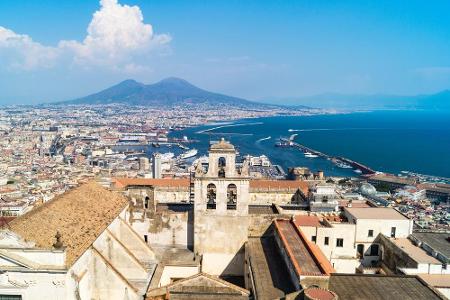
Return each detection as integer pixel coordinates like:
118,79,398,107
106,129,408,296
180,149,198,159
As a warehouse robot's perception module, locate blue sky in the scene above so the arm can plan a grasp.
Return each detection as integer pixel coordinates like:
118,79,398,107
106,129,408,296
1,0,450,104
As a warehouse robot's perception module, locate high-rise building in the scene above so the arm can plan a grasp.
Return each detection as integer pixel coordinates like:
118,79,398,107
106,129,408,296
152,153,162,179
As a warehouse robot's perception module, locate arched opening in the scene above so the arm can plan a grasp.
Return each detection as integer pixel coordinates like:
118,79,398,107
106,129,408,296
357,244,364,258
206,183,217,209
227,184,237,210
144,196,150,209
218,157,226,178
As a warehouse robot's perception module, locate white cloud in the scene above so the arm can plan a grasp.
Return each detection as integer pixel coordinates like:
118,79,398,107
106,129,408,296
0,26,59,70
0,0,170,71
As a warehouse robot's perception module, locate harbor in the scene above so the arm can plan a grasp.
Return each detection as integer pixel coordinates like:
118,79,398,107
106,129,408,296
278,137,376,175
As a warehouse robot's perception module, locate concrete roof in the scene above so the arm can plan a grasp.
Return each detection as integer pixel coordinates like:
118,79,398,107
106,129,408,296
345,207,409,220
391,238,441,264
328,274,444,299
9,182,128,267
411,232,450,261
418,274,450,288
247,237,295,299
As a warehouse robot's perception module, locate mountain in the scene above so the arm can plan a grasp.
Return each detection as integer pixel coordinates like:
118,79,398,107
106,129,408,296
62,77,272,108
261,90,450,111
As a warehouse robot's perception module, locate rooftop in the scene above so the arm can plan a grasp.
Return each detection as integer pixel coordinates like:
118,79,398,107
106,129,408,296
345,207,409,220
209,138,236,152
328,274,443,300
391,238,441,264
293,215,324,227
246,237,295,299
8,182,128,267
273,219,334,276
411,232,450,260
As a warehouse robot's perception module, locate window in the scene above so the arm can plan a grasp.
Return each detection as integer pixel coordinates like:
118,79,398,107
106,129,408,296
218,157,226,178
368,230,374,237
144,235,148,243
227,184,237,210
144,196,149,209
206,183,217,209
311,236,317,243
0,296,22,300
336,238,344,247
369,244,379,256
391,227,396,238
324,237,329,246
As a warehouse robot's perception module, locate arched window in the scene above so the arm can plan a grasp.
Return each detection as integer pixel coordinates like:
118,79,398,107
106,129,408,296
144,196,150,209
218,157,226,178
357,244,364,258
227,184,237,210
207,183,216,209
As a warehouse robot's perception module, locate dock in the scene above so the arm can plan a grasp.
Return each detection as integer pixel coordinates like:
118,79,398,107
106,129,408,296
279,138,376,175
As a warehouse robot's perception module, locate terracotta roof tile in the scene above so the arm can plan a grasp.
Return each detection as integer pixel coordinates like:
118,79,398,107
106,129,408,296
9,182,128,267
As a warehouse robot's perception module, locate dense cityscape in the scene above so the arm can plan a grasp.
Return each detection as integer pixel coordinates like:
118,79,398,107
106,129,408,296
1,0,450,299
0,101,448,299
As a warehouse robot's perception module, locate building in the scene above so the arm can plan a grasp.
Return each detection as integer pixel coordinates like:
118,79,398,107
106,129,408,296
152,153,162,179
0,182,156,300
193,138,250,276
139,156,150,172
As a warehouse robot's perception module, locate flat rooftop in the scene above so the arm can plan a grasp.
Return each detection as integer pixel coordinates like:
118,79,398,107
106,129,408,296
345,207,409,220
247,237,295,299
411,232,450,261
391,238,440,264
328,274,443,300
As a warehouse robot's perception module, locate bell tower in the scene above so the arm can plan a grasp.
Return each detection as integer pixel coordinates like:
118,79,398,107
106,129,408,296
193,138,250,276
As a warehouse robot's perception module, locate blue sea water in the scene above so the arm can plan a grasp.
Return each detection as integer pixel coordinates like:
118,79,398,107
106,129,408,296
172,110,450,178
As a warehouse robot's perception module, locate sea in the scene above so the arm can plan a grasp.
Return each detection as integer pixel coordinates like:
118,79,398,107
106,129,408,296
170,110,450,178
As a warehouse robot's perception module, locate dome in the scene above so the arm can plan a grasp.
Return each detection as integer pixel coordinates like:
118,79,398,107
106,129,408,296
209,138,235,151
359,183,377,195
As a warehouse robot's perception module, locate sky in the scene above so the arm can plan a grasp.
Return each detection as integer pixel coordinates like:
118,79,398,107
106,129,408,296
1,0,450,104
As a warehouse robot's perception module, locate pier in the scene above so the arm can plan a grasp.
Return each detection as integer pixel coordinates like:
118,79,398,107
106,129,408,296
279,138,376,175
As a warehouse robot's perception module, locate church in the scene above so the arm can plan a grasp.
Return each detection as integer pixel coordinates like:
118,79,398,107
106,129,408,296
0,139,444,299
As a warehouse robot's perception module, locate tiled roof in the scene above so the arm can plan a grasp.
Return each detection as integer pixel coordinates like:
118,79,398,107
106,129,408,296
293,215,323,227
328,274,444,299
115,178,309,194
9,182,129,267
114,178,190,188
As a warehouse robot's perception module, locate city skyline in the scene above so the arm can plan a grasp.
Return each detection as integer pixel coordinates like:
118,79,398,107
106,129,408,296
1,0,450,104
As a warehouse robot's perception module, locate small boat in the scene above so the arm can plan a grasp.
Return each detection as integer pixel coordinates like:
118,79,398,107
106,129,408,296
354,169,363,174
336,162,353,169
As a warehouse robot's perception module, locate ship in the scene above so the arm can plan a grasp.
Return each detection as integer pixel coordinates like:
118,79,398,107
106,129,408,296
335,161,353,169
180,149,198,159
304,152,319,158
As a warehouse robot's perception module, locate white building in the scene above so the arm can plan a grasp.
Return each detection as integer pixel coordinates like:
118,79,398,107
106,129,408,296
0,182,156,300
295,207,414,273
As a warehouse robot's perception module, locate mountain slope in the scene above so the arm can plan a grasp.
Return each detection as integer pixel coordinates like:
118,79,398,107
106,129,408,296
63,77,267,107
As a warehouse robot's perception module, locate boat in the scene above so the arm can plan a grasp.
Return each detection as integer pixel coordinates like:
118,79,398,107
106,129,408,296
304,152,318,158
151,142,160,148
180,149,198,159
354,169,363,174
335,162,353,169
